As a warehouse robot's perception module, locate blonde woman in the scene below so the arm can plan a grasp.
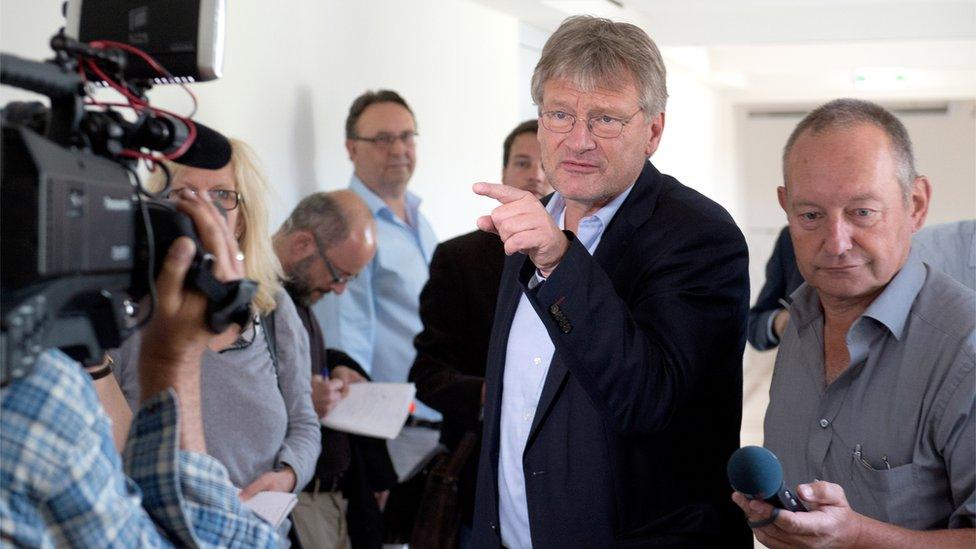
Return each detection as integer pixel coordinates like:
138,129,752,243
111,139,320,537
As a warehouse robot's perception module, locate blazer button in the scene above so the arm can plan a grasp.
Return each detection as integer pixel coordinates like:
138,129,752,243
560,322,572,334
549,304,560,315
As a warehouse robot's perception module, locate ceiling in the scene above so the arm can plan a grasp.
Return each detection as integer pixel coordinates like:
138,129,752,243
475,0,976,102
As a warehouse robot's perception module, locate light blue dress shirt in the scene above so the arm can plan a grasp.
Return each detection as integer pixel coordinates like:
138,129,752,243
313,176,442,421
497,185,634,549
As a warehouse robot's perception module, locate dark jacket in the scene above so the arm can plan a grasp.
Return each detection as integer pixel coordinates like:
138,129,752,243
410,229,505,523
746,226,805,351
472,161,753,548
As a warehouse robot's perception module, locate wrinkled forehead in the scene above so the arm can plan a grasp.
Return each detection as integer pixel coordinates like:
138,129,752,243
544,63,639,99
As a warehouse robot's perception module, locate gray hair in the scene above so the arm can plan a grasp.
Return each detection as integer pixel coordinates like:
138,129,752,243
783,98,917,200
531,15,668,116
279,192,350,248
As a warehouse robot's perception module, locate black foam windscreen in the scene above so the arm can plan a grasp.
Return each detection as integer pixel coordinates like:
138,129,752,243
173,120,232,170
727,446,784,498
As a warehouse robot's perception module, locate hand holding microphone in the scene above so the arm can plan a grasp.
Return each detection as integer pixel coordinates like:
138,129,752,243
729,446,866,548
728,445,807,525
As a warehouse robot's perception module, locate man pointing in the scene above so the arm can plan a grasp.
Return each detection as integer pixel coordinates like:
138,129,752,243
470,15,752,548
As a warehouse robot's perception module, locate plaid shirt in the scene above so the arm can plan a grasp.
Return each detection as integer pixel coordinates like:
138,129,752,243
0,349,278,548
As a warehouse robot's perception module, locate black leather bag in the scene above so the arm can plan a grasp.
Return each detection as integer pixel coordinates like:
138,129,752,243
409,431,479,549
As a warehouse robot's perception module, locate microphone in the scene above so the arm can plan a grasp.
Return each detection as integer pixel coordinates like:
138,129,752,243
727,446,807,512
132,114,232,169
172,119,232,169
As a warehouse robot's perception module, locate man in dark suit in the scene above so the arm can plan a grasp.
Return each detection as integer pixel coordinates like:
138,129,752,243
747,226,805,351
409,119,551,539
471,16,752,548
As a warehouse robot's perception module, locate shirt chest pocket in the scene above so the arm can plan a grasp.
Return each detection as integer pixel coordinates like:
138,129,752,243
850,459,917,526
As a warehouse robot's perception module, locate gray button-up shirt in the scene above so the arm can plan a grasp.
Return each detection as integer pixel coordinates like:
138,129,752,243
765,251,975,530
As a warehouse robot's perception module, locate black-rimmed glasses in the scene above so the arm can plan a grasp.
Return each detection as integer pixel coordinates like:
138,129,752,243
351,131,417,149
313,238,357,285
166,187,243,210
539,108,643,139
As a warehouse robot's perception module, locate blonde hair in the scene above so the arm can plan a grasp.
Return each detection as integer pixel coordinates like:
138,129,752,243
147,138,284,315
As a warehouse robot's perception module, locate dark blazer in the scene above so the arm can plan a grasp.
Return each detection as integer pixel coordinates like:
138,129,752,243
746,226,805,351
409,229,505,522
472,161,753,548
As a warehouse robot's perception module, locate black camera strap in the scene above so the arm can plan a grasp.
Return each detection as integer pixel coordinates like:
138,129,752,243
187,259,256,334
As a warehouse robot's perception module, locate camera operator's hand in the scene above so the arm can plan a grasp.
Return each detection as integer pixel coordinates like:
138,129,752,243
138,191,245,452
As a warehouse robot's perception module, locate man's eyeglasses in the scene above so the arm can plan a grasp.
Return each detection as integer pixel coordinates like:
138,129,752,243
314,238,357,285
352,131,418,150
539,108,643,139
166,187,243,211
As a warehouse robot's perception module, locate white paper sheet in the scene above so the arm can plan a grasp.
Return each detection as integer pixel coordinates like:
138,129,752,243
243,491,297,527
321,382,416,440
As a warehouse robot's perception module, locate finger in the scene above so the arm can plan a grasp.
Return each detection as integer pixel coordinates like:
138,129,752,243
155,236,197,315
503,228,549,256
798,480,845,506
189,192,241,276
486,196,542,231
174,194,242,282
731,492,751,513
476,215,498,234
494,211,549,242
770,508,809,535
327,379,345,391
473,182,529,204
239,477,268,500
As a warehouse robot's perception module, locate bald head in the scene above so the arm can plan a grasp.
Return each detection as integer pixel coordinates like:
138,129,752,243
275,190,377,305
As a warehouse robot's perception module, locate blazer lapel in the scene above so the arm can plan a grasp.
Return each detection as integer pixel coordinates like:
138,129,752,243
482,250,530,498
524,161,664,451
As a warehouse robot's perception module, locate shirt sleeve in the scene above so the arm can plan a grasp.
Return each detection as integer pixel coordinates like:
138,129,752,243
1,350,277,548
2,351,173,548
125,389,279,548
747,228,791,351
934,353,976,528
269,291,322,492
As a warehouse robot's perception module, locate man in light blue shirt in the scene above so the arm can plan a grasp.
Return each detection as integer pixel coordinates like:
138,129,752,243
315,90,440,421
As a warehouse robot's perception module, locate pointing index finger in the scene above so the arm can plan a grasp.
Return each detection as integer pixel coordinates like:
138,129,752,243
473,182,530,204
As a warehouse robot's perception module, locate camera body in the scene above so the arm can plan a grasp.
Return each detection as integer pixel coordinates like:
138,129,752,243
0,0,250,385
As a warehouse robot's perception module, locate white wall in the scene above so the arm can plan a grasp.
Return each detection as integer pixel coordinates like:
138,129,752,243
655,48,742,223
1,0,521,241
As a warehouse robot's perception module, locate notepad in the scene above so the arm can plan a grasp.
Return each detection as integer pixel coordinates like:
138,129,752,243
321,382,416,439
388,425,446,482
243,491,297,527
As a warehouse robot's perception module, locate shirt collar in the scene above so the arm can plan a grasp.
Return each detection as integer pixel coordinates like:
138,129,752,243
545,182,636,231
859,249,925,341
790,248,926,341
349,174,422,222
